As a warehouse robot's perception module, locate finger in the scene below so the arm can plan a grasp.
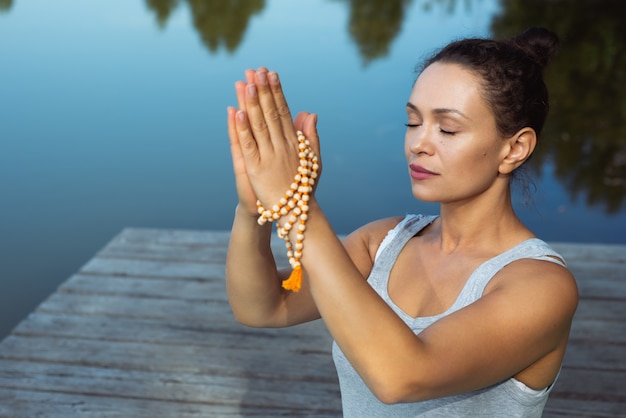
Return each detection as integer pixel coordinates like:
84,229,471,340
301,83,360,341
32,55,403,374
245,69,256,84
235,80,246,112
301,113,321,159
227,106,244,169
233,108,262,165
254,70,287,146
268,71,295,136
244,80,273,151
228,106,261,214
235,69,256,111
293,111,309,132
294,112,322,176
227,106,238,144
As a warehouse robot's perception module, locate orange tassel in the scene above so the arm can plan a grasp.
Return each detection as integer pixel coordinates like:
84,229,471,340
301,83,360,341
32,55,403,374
281,265,302,292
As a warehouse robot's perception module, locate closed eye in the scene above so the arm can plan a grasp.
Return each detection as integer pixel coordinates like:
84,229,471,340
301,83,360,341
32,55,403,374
405,123,421,128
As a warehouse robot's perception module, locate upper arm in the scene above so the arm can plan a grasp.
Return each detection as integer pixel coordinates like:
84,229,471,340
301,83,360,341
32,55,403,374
403,259,578,400
341,216,405,279
273,216,403,327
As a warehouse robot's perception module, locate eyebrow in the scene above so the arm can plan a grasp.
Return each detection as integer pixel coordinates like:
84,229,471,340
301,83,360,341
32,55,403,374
406,102,471,121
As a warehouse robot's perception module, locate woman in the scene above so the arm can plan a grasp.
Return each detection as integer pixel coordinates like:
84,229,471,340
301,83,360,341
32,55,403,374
225,27,578,417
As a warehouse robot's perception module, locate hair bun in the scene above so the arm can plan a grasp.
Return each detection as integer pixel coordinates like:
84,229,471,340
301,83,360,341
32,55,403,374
511,27,559,68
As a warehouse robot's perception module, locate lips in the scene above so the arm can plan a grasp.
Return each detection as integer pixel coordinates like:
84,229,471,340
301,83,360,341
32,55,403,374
409,163,438,180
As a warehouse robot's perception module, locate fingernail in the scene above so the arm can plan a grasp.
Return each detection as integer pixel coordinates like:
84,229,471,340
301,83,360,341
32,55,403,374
237,110,245,121
268,71,279,85
257,71,267,85
246,83,257,97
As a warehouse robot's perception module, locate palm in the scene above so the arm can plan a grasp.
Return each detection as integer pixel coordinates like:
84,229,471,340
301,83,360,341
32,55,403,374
228,107,259,215
227,69,321,216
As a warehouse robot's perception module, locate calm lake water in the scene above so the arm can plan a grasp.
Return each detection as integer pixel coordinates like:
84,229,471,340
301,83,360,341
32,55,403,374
1,0,625,339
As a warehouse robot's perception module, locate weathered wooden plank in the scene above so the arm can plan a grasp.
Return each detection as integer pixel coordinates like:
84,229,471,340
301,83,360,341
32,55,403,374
110,228,233,246
550,242,626,264
36,292,231,322
569,318,626,344
567,262,626,298
0,335,337,382
561,340,626,370
0,389,204,418
79,257,226,280
109,227,323,251
98,241,231,264
545,397,626,417
0,360,341,413
0,387,340,418
574,298,626,321
97,228,289,265
11,312,333,353
575,278,626,300
57,274,228,301
0,389,336,418
550,368,626,408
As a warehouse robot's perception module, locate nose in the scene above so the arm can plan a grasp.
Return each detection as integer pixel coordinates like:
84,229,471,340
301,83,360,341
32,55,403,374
406,125,433,156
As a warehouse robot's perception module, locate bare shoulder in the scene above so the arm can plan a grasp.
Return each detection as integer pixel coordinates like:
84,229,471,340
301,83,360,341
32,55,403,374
341,216,405,279
487,257,579,323
418,257,578,394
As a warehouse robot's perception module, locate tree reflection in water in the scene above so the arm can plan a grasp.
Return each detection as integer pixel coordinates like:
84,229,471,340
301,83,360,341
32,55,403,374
0,0,13,13
146,0,265,53
492,0,626,214
336,0,412,65
141,0,625,214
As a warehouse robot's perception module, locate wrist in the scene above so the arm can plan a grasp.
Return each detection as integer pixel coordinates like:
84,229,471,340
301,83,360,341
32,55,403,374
253,130,319,292
235,204,271,229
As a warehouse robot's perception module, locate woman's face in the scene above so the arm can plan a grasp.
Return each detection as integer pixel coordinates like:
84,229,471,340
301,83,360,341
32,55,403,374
405,62,509,204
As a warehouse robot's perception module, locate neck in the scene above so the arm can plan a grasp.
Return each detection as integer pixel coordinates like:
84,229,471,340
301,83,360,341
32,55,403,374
431,186,532,254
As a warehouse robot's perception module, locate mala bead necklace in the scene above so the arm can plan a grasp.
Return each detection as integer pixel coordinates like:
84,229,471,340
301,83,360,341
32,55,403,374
256,130,319,292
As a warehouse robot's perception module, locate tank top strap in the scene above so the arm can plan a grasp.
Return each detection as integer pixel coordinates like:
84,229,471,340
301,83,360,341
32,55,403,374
368,214,437,292
367,215,568,317
454,238,568,308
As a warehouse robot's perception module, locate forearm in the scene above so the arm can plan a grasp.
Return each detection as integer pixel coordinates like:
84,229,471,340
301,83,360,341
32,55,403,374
298,200,426,400
225,205,287,326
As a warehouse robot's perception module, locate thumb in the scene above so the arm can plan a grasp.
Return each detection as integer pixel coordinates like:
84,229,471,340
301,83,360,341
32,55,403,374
304,113,320,159
302,113,322,184
302,113,318,141
295,112,320,158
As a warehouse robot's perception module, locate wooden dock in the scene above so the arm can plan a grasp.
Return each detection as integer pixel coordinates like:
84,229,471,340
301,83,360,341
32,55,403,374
0,228,624,417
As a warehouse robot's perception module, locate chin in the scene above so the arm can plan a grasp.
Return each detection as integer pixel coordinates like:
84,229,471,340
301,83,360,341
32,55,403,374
411,190,441,203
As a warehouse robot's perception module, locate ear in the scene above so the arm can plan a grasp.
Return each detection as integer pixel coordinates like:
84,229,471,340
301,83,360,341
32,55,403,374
499,127,537,174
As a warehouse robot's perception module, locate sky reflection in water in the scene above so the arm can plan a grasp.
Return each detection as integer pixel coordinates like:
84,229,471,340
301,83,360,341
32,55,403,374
0,0,624,339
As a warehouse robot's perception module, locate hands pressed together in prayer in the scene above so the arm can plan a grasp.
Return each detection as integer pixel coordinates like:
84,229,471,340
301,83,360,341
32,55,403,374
226,68,321,219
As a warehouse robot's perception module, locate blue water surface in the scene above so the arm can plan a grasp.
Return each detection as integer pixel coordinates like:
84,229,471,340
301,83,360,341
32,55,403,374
1,0,624,338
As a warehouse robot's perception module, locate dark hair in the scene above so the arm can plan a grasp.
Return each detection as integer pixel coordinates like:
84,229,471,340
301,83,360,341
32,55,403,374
419,27,559,139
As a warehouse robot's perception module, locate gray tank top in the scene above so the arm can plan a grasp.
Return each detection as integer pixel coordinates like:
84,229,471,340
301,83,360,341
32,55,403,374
332,214,566,417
